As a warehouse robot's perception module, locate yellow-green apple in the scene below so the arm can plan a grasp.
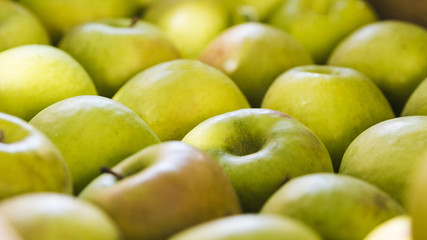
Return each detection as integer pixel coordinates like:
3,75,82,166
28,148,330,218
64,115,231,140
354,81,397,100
261,173,406,240
0,45,97,121
0,215,22,240
18,0,136,43
182,108,333,212
262,65,394,170
79,141,241,240
339,116,427,205
328,20,427,115
29,95,160,194
268,0,377,64
363,215,412,240
0,112,71,199
200,22,313,107
169,214,322,240
0,1,49,52
58,18,181,97
112,59,250,141
0,193,120,240
402,77,427,116
144,0,230,58
227,0,284,21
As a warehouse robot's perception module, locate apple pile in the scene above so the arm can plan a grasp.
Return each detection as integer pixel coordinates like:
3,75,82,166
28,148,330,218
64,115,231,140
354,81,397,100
1,0,427,239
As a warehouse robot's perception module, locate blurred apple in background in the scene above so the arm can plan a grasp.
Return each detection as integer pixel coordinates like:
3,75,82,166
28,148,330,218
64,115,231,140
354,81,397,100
0,45,97,121
0,1,49,52
363,215,412,240
29,95,160,194
113,59,249,141
169,214,322,240
0,193,120,240
262,65,394,170
0,112,71,200
339,116,427,205
80,141,241,240
182,108,333,212
402,77,427,116
144,0,230,58
261,173,406,240
58,18,181,97
328,20,427,115
267,0,377,64
0,215,22,240
18,0,136,43
200,22,313,107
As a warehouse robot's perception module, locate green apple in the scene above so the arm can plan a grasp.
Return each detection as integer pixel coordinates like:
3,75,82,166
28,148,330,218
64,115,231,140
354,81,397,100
182,108,333,212
169,214,322,240
363,215,412,240
29,95,160,194
79,141,241,240
0,215,22,240
144,0,230,58
402,77,427,116
112,59,250,141
18,0,136,43
200,22,313,107
228,0,284,21
0,1,49,52
0,112,72,199
339,116,427,205
261,173,406,240
262,65,394,170
268,0,377,64
0,44,97,121
328,20,427,115
0,193,120,240
58,18,181,97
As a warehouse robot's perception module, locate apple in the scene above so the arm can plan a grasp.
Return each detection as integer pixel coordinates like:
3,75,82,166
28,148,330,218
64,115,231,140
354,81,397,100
261,173,406,240
0,215,22,240
0,112,72,199
144,0,230,58
169,214,322,240
18,0,136,43
0,193,120,240
401,76,427,116
112,59,250,141
29,95,160,194
227,0,283,21
339,116,427,205
79,141,241,240
199,22,313,107
58,18,181,97
328,20,427,115
262,65,394,170
363,215,411,240
0,1,50,52
0,44,97,121
267,0,377,64
182,108,334,212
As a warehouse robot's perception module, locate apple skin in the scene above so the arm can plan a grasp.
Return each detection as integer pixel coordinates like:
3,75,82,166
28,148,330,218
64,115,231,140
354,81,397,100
0,44,97,121
79,141,242,240
339,116,427,205
18,0,136,42
58,18,181,97
0,112,72,200
0,1,50,52
29,95,160,194
200,22,313,107
261,173,406,240
112,59,250,141
363,215,411,240
402,77,427,116
0,193,120,240
169,214,322,240
328,20,427,115
267,0,377,64
0,215,22,240
262,65,394,170
182,108,334,212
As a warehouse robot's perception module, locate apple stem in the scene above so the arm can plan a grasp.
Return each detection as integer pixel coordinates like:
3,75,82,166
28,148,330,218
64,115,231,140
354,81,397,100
0,130,4,143
100,166,124,180
129,16,140,27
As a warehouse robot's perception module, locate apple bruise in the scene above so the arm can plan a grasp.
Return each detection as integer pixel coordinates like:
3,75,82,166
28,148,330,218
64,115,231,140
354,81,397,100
100,166,124,180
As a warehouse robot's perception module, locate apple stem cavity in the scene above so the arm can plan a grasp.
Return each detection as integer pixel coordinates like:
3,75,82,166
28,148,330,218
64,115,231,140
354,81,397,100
129,16,140,28
100,166,124,180
0,129,4,143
